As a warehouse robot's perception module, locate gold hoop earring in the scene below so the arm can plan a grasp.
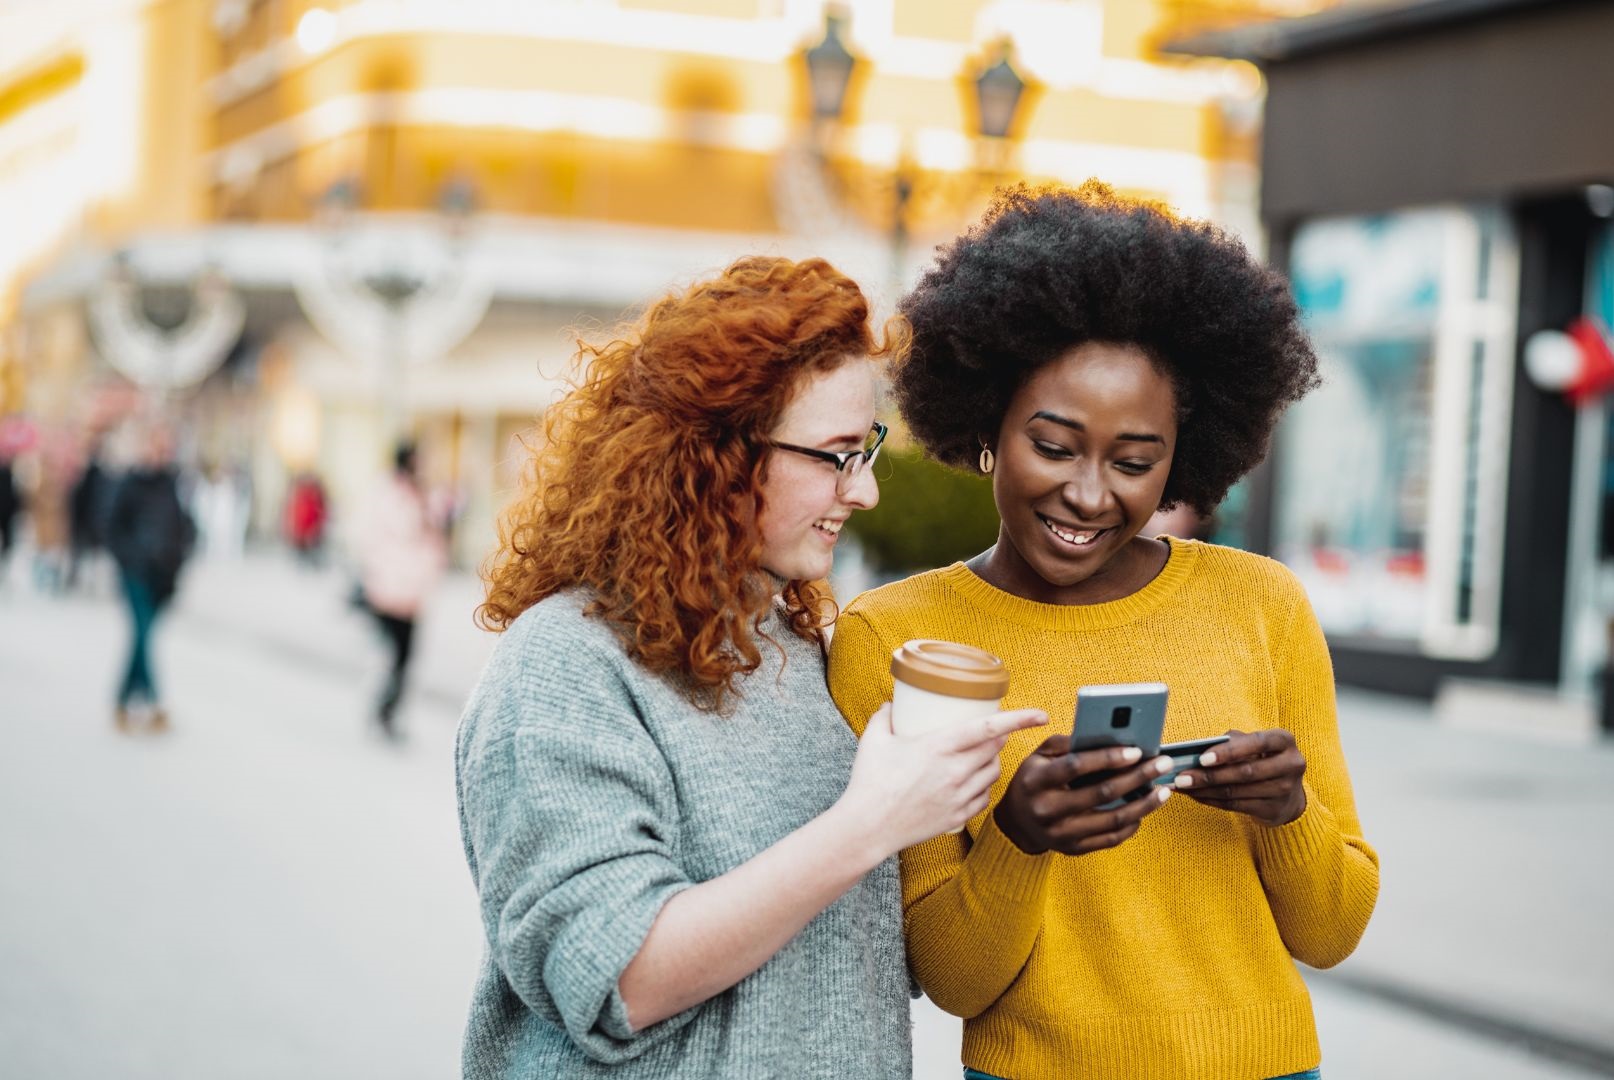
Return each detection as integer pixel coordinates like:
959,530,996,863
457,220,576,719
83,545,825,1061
978,446,995,475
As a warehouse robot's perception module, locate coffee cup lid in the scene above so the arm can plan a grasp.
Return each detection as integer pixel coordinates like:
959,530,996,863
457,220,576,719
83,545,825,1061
890,639,1009,700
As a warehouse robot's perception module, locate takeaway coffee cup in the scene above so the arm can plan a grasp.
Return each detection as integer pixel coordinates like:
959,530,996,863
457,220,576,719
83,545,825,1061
889,639,1010,736
890,640,1011,832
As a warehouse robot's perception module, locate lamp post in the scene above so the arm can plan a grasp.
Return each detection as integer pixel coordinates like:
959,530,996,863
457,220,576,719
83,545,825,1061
973,42,1027,141
293,176,490,447
799,20,1030,290
903,45,1027,272
803,10,858,131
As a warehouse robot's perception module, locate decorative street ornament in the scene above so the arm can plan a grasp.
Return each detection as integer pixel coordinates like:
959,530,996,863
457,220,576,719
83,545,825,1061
88,261,245,392
292,213,492,374
1525,316,1614,405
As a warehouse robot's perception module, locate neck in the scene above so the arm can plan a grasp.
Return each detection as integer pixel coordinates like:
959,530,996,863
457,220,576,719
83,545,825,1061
969,533,1169,606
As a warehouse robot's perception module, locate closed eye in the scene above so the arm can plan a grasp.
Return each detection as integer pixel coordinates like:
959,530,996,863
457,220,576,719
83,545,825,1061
1033,441,1072,459
1114,461,1156,475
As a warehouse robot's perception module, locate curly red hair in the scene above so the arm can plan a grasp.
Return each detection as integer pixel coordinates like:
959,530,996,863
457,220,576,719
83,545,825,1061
478,256,901,711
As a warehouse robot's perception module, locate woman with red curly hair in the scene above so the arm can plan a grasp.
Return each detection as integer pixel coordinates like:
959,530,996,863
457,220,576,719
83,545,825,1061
455,256,1045,1080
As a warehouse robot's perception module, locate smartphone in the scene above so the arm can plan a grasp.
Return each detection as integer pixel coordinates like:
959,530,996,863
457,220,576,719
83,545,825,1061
1068,682,1169,810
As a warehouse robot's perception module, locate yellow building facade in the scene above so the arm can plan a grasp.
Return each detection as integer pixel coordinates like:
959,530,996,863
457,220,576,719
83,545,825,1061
0,0,1333,564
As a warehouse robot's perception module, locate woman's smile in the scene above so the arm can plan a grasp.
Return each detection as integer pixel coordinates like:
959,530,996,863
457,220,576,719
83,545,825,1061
812,517,847,543
1037,513,1113,550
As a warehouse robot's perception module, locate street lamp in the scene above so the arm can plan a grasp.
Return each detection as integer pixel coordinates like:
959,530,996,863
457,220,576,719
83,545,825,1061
293,176,490,445
784,17,1033,289
803,10,859,126
973,42,1027,140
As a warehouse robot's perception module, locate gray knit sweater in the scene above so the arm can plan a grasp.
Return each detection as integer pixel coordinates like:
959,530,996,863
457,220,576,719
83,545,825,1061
454,591,911,1079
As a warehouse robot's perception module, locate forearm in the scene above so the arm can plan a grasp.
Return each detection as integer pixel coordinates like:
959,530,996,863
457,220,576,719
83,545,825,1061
618,798,886,1031
1254,789,1380,968
904,816,1051,1018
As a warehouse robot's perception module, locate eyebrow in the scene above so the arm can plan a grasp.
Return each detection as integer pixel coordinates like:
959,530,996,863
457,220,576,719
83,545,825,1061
1029,410,1166,445
777,428,867,450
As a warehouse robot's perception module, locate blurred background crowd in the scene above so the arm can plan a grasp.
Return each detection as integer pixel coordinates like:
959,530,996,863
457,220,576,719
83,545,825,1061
2,1,1612,1078
0,0,1279,600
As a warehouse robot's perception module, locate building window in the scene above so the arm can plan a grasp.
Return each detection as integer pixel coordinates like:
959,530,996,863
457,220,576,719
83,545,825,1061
1274,205,1517,659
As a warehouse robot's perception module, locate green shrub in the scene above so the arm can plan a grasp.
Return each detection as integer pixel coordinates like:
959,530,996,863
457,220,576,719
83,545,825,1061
847,448,1001,573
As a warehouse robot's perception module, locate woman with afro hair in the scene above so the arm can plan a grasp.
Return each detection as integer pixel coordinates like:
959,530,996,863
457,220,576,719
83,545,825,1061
454,256,1044,1080
827,183,1379,1080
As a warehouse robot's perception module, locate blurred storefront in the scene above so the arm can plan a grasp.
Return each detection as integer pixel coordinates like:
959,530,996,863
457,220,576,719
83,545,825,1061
1172,0,1614,722
0,0,1317,567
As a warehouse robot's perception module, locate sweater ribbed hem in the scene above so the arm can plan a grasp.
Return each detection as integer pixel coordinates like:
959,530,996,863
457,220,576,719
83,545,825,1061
962,995,1321,1080
1253,783,1337,873
938,538,1201,631
966,813,1053,903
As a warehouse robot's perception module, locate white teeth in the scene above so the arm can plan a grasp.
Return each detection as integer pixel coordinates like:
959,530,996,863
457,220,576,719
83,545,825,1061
1043,518,1100,546
814,519,843,535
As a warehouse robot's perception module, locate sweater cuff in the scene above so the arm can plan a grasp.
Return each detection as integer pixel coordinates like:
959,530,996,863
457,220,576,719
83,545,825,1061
964,812,1054,903
1251,783,1338,873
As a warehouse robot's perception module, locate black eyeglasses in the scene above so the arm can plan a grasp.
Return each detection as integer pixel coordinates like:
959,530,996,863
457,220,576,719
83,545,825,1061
768,421,887,493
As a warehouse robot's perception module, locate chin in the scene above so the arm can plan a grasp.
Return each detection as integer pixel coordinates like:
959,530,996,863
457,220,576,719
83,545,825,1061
763,555,830,583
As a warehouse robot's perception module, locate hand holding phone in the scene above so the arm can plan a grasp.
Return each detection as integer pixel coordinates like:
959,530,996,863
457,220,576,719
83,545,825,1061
992,735,1174,856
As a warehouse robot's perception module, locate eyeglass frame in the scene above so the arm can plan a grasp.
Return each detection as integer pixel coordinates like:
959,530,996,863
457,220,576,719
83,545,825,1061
766,420,887,487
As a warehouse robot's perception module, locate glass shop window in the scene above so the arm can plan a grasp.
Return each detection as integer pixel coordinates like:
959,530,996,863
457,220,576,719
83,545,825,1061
1274,206,1517,660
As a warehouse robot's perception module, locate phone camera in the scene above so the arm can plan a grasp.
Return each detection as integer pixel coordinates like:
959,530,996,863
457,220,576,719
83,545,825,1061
1110,706,1132,729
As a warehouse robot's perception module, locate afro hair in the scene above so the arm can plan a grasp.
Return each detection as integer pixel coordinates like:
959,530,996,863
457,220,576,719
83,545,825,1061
894,181,1319,515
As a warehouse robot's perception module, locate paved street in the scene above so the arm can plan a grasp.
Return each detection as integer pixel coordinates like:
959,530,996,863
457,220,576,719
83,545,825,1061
2,550,1612,1079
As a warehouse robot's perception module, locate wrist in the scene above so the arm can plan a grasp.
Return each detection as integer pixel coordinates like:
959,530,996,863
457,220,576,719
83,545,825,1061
1278,786,1309,826
823,794,898,869
992,802,1048,855
1260,786,1309,828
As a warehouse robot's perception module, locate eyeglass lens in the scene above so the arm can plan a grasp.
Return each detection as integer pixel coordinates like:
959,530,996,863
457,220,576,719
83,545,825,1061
835,435,881,492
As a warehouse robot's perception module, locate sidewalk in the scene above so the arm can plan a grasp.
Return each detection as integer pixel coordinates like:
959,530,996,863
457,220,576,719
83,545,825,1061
43,548,1614,1075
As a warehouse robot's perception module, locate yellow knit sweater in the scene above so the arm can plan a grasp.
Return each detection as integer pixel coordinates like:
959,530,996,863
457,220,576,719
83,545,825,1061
827,540,1379,1080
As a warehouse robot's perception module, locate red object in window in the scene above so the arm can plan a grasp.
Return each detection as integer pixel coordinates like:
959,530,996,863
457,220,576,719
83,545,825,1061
1386,551,1425,577
1566,316,1614,406
1312,548,1349,574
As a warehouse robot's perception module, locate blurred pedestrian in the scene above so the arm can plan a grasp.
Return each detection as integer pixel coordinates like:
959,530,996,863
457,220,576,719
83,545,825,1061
283,471,329,567
193,462,251,559
354,441,445,739
1145,502,1211,541
0,451,21,584
456,257,1041,1079
26,433,73,593
105,420,195,733
66,441,110,592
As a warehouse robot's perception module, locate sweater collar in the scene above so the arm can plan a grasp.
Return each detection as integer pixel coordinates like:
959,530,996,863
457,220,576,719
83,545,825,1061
940,536,1201,631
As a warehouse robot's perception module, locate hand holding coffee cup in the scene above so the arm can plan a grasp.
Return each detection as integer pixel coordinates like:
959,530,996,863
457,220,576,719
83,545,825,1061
844,701,1047,854
890,640,1018,834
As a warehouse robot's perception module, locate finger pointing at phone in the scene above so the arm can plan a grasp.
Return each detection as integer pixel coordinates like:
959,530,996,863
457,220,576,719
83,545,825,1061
1172,728,1307,826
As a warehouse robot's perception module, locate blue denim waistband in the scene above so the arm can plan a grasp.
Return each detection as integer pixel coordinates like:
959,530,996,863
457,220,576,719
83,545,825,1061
964,1070,1320,1080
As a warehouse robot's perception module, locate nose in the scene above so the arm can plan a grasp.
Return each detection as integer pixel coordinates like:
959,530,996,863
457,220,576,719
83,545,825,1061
1061,459,1114,521
839,460,879,511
